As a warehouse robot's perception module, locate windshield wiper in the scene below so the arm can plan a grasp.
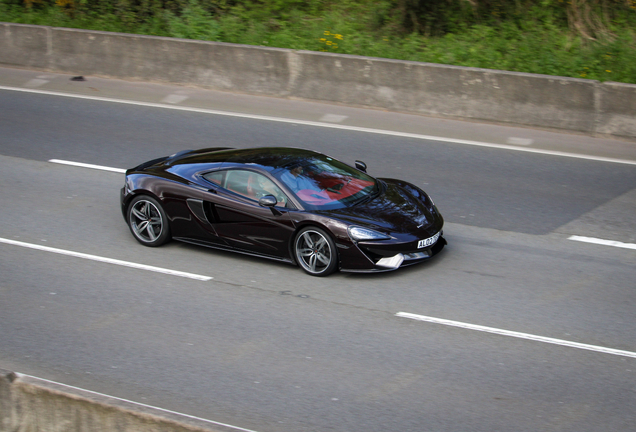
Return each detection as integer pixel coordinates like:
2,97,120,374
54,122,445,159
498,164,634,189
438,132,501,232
356,181,384,205
352,190,378,206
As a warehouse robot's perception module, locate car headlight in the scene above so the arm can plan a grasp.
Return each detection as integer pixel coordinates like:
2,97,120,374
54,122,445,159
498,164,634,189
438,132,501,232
348,226,391,241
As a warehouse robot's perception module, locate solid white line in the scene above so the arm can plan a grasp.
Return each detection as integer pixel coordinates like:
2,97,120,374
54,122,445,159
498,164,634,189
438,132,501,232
14,373,259,432
396,312,636,359
0,237,212,281
3,85,636,166
568,235,636,250
49,159,126,173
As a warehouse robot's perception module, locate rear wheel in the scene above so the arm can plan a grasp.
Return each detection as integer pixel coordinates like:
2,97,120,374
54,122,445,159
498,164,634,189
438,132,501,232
127,195,171,247
294,227,338,277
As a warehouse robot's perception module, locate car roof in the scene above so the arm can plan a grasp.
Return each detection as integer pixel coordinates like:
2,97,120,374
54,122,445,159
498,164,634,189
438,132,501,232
169,147,323,170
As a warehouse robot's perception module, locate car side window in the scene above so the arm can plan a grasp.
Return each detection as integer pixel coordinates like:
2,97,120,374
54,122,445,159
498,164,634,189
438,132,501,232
223,170,289,207
202,171,224,186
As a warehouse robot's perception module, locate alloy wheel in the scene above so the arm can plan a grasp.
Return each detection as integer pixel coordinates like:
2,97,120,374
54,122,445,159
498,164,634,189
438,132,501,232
295,228,335,276
130,199,164,243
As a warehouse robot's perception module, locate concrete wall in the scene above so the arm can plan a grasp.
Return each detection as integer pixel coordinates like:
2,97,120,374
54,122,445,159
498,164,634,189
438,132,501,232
597,81,636,137
290,51,600,133
0,369,228,432
1,22,635,138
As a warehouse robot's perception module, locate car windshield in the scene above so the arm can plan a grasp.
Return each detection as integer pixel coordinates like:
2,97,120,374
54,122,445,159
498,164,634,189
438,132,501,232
272,154,378,210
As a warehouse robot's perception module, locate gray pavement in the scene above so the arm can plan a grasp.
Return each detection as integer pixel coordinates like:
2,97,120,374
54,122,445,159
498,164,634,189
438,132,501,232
0,66,635,432
2,65,636,161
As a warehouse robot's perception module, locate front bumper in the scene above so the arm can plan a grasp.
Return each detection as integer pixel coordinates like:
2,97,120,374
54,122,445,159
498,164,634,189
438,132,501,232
341,234,447,273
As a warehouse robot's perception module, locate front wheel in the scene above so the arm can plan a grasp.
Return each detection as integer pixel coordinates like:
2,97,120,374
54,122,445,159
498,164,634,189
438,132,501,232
294,227,338,277
127,195,171,247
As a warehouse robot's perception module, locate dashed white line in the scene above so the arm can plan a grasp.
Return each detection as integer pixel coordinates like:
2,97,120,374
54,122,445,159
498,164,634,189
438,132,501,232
2,85,636,166
568,235,636,250
320,113,349,123
46,160,636,255
396,312,636,359
162,94,189,104
15,373,258,432
0,237,212,281
25,78,49,88
49,159,126,173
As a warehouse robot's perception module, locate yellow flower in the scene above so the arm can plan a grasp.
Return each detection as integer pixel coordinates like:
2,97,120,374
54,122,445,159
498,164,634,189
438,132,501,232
320,38,326,42
326,41,332,46
335,34,343,40
324,31,331,35
606,70,611,73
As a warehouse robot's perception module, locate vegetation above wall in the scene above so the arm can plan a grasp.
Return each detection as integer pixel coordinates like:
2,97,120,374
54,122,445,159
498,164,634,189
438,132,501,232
1,0,636,83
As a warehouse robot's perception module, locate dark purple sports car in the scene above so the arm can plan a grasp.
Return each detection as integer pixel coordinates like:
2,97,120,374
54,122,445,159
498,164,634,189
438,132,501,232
120,147,445,276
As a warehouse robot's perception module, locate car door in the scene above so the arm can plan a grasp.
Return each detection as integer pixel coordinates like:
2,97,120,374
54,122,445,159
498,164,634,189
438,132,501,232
201,169,297,259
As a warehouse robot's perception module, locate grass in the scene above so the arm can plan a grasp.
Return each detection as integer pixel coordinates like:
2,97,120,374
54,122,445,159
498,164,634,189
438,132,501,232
1,0,635,84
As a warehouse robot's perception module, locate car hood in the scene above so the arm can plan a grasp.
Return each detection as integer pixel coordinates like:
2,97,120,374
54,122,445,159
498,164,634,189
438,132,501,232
318,179,442,236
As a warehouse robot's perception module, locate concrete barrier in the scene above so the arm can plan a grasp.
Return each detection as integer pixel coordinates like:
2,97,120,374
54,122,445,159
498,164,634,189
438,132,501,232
48,28,294,95
0,22,50,69
0,368,236,432
597,81,636,137
290,51,600,133
1,22,635,138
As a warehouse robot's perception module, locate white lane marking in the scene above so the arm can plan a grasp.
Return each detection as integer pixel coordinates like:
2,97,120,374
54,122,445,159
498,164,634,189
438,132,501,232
14,373,258,432
320,113,348,123
25,78,49,88
0,237,213,281
162,94,189,104
568,235,636,250
3,85,636,166
396,312,636,359
49,159,126,173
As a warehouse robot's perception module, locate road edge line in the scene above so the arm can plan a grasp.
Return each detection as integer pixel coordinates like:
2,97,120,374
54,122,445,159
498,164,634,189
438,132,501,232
2,85,636,166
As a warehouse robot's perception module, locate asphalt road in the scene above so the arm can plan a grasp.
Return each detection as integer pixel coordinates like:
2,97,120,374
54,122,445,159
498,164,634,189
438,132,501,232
1,67,635,432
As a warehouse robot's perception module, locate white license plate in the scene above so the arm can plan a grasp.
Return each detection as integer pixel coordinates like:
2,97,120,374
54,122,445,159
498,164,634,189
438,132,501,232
417,232,440,249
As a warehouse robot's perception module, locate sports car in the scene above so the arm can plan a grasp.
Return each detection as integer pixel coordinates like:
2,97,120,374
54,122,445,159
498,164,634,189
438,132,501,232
120,147,446,276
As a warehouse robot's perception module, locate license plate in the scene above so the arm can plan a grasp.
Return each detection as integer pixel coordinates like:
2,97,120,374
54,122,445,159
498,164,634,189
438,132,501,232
417,232,440,249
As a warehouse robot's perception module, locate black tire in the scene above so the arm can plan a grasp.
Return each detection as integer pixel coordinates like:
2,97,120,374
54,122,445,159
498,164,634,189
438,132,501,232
127,195,171,247
294,226,338,277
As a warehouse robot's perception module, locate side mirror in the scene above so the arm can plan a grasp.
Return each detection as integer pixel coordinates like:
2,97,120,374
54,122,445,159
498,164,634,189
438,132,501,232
259,195,277,207
355,160,367,172
259,195,282,216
